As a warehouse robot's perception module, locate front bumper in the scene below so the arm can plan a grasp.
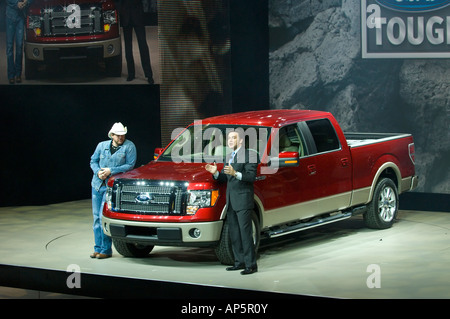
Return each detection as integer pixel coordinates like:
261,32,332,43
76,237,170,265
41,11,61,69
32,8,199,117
25,37,121,62
102,216,224,246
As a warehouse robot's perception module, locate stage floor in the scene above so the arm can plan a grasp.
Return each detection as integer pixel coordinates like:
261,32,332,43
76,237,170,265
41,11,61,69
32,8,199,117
0,199,449,299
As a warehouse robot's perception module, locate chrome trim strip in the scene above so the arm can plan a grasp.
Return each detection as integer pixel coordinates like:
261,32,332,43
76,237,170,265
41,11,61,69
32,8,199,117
261,192,352,228
350,187,371,206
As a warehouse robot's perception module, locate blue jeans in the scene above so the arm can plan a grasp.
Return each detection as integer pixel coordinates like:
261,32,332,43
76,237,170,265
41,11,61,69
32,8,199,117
6,10,25,80
92,186,112,255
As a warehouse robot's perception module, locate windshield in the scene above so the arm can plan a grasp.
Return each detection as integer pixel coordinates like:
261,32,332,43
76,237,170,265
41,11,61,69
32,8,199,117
159,124,271,163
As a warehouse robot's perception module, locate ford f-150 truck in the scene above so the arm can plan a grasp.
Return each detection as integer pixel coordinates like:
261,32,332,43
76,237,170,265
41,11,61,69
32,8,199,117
25,0,122,79
102,110,418,264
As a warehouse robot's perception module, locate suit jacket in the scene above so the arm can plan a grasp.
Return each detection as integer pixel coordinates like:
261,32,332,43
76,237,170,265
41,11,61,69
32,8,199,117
120,0,145,27
216,148,258,211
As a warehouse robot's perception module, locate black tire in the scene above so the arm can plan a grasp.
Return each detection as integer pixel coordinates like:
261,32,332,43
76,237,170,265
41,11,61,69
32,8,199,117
113,238,154,257
214,210,260,265
364,178,399,229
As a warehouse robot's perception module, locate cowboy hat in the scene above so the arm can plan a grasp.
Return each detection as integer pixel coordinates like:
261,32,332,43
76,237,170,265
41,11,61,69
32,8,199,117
108,122,127,138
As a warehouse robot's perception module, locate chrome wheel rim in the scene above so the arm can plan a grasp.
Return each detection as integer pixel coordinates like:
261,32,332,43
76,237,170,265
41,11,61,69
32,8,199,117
378,186,397,222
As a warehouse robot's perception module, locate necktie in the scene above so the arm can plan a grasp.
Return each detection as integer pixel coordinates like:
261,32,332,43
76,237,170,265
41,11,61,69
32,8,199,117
229,151,235,165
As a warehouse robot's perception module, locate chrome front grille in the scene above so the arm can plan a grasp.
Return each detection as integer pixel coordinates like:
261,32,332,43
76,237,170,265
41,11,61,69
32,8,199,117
112,180,188,215
41,4,103,36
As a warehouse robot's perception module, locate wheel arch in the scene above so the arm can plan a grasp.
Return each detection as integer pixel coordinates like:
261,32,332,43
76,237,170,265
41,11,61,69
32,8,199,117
253,195,264,230
218,194,264,226
368,162,401,203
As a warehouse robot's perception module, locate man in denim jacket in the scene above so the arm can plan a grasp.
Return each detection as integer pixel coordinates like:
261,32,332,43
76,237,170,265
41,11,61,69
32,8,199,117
90,123,137,259
6,0,31,84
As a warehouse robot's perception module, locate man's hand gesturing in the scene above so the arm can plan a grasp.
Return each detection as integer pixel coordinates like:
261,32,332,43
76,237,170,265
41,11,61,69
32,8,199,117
205,162,218,174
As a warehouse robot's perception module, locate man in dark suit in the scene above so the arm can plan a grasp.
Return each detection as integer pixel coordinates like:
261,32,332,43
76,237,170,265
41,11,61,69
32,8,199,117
205,130,258,274
120,0,154,83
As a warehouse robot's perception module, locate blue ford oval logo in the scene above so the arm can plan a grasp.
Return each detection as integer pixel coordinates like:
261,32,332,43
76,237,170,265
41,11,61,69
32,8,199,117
376,0,450,12
136,193,154,203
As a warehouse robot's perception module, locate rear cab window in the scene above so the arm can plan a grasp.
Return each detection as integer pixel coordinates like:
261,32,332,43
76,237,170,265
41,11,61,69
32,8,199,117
304,118,340,154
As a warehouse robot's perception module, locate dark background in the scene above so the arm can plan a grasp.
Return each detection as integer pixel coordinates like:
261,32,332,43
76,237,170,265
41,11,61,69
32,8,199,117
0,85,161,205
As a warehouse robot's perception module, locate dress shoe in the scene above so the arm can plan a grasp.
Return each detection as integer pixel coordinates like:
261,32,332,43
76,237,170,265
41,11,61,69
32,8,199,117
96,253,112,259
9,78,14,85
226,265,245,271
147,77,154,84
90,252,99,258
15,76,22,83
126,75,135,82
241,267,258,275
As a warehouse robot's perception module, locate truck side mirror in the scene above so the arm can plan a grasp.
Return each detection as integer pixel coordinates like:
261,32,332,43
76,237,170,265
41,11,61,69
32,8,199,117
267,151,299,168
153,148,163,160
278,151,299,167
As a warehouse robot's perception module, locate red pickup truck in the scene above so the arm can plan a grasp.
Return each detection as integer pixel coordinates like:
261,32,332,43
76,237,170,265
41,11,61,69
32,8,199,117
102,110,418,264
24,0,121,79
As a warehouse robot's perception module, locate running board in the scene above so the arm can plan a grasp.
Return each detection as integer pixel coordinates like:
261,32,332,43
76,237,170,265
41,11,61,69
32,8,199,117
266,211,353,238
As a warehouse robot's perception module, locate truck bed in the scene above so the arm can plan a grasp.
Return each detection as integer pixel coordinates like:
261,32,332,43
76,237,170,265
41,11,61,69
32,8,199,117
344,132,412,148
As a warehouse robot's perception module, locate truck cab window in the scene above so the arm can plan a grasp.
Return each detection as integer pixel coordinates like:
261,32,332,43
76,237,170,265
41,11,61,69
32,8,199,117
306,119,340,153
278,125,306,157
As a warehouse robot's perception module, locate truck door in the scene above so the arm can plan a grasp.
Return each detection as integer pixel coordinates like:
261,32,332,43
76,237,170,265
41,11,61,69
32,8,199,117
301,118,353,208
259,119,352,228
259,123,319,225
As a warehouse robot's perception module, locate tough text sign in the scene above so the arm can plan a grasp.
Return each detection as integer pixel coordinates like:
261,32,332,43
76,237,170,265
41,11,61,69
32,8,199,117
362,0,450,58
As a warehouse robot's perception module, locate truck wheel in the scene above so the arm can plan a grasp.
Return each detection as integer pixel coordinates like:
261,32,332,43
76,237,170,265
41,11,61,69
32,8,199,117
364,178,399,229
214,210,260,265
113,238,154,257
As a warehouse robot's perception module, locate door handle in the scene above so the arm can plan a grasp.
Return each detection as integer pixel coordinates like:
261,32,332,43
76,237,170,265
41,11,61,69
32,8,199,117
341,158,350,167
307,164,316,175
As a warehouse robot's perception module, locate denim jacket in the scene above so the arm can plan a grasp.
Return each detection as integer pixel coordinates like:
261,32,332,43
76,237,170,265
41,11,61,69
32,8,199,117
90,139,137,191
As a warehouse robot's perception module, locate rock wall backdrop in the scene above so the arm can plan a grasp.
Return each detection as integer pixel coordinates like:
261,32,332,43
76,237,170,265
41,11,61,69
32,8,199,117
269,0,450,194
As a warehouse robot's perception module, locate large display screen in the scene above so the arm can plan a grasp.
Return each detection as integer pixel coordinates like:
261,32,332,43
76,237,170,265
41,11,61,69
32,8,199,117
0,0,159,84
158,0,232,145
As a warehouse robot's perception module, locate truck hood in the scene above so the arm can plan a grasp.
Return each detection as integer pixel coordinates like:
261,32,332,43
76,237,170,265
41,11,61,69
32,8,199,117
113,160,218,184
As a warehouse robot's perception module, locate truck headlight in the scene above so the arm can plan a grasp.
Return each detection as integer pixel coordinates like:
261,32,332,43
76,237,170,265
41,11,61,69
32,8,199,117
103,10,117,23
105,186,113,210
27,15,42,36
103,10,117,32
27,15,41,29
186,190,219,215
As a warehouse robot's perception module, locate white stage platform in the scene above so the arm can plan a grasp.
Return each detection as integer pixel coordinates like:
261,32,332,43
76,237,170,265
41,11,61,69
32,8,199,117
0,199,449,300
